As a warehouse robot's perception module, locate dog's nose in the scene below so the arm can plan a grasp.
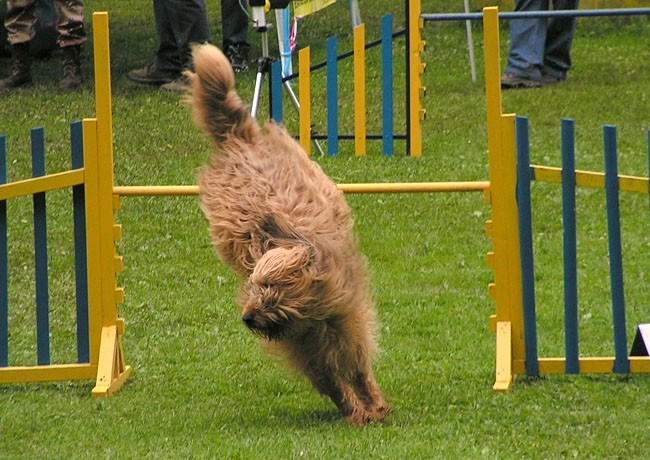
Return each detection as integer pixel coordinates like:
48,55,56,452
242,311,255,327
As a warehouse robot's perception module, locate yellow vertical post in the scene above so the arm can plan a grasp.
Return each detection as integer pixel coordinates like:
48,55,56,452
87,12,131,398
298,47,311,156
353,23,366,157
408,0,425,157
483,7,523,392
483,7,502,142
92,12,117,330
82,117,102,367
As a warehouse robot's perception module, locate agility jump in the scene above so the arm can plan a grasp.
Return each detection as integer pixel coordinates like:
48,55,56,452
475,7,650,391
0,9,475,397
2,4,650,398
0,13,129,397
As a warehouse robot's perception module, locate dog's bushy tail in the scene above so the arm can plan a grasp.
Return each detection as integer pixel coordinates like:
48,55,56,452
186,44,259,145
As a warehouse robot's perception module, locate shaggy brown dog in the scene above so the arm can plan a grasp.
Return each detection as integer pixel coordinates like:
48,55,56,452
185,44,389,426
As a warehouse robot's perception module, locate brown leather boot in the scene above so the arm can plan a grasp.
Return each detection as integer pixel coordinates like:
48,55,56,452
0,43,32,92
59,45,83,91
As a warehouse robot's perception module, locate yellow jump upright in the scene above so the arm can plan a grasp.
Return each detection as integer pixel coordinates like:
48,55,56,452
353,23,366,157
407,0,426,157
299,46,312,156
85,12,131,397
481,7,524,392
0,12,130,397
481,6,650,390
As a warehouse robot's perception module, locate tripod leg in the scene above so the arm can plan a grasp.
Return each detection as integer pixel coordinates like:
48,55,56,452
283,80,325,156
251,22,324,155
251,71,265,118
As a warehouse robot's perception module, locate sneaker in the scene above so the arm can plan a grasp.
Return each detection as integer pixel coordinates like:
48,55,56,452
224,44,249,73
500,72,541,89
127,62,177,85
160,74,190,93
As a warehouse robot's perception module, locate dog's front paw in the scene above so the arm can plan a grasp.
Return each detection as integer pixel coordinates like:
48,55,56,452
369,403,391,422
344,406,389,426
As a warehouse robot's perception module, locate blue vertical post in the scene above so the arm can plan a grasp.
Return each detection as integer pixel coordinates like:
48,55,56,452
516,116,539,376
603,125,629,374
326,36,338,156
270,60,283,124
381,14,394,157
561,119,579,374
70,121,89,363
31,128,50,366
0,135,7,367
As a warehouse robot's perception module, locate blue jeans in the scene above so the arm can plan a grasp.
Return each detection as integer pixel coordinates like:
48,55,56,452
505,0,579,80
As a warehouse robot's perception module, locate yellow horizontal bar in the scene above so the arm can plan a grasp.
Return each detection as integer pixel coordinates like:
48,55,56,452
514,356,650,375
0,364,97,383
114,185,199,196
629,357,650,373
114,181,490,197
337,181,490,194
539,357,615,374
0,169,85,201
532,165,649,193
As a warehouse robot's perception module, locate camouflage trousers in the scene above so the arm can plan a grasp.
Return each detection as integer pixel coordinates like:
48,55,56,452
5,0,86,47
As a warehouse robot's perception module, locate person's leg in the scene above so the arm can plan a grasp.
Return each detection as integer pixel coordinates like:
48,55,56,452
164,0,211,71
54,0,86,90
222,0,248,47
153,0,184,73
502,0,549,88
542,0,579,81
157,0,211,91
221,0,249,72
4,0,36,45
0,0,36,91
128,0,189,85
54,0,85,47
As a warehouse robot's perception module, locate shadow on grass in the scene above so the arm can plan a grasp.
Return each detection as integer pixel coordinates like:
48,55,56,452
227,403,396,430
272,407,344,426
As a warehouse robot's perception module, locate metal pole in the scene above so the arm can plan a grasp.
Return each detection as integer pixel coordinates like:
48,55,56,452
463,0,477,82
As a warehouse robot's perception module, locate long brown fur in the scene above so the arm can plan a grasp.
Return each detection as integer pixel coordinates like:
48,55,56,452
186,44,389,425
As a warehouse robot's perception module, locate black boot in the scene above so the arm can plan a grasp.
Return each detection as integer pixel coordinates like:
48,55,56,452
59,45,83,91
0,43,32,92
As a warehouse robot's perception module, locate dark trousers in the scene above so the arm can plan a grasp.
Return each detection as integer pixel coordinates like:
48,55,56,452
221,0,248,48
153,0,211,72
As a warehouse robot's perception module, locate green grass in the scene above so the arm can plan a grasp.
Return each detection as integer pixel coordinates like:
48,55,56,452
1,1,650,458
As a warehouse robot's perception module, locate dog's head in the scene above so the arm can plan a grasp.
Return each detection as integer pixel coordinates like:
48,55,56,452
239,245,319,340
